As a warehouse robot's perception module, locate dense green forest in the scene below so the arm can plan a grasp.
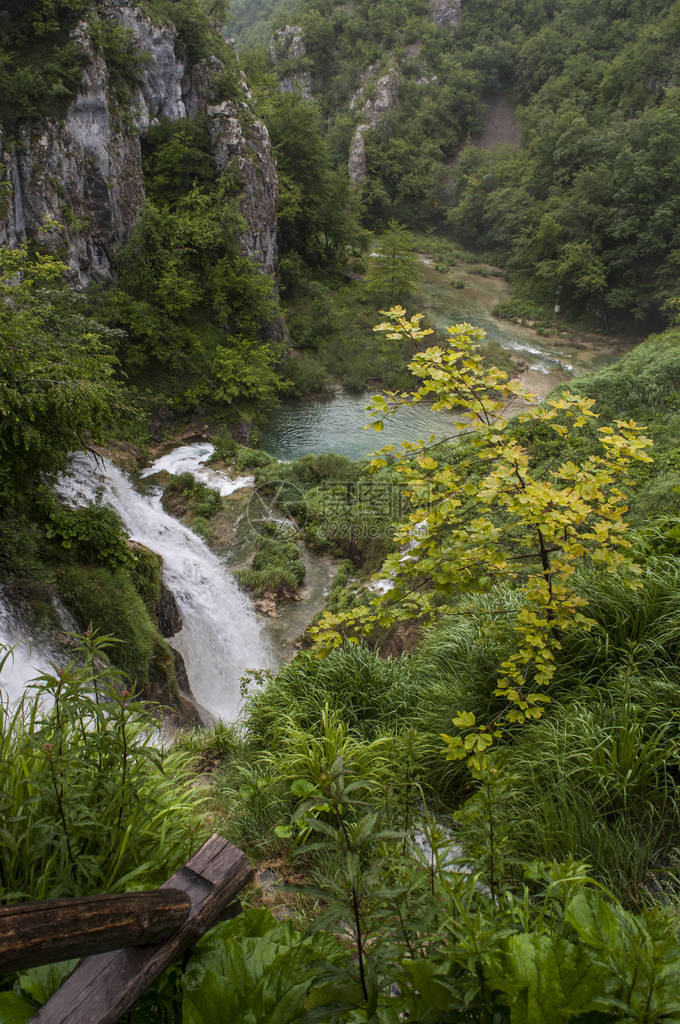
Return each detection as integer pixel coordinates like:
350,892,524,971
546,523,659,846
233,0,680,328
4,0,680,1021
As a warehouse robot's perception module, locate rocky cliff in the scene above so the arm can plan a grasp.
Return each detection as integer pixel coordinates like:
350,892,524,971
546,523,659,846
0,3,279,285
269,25,314,100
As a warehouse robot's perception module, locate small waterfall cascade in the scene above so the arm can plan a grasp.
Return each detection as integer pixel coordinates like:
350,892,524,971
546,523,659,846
141,443,254,495
56,453,275,722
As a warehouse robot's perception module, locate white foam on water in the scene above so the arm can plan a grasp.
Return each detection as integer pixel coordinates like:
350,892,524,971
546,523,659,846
0,597,56,705
141,443,254,496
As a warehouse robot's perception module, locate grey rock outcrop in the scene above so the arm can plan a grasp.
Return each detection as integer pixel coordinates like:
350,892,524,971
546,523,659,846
348,66,400,184
430,0,462,29
157,581,182,638
208,101,278,276
269,25,314,100
0,4,279,286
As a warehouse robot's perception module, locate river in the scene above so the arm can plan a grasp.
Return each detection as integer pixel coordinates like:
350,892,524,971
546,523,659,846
263,259,636,462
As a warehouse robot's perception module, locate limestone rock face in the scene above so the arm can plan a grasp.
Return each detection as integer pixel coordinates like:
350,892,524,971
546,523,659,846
0,4,279,286
348,67,400,184
208,100,279,276
430,0,462,29
270,25,314,100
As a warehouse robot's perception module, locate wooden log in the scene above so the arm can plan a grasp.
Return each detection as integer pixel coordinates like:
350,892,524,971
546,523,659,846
0,890,191,974
30,835,252,1024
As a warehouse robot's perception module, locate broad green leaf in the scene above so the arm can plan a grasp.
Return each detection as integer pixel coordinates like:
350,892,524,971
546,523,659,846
486,932,612,1022
0,994,35,1024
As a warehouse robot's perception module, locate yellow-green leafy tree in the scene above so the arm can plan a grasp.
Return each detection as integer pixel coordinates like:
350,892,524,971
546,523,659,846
312,307,653,766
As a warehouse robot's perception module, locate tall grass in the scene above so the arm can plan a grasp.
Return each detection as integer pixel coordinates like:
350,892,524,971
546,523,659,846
494,690,680,907
0,638,207,902
218,553,680,904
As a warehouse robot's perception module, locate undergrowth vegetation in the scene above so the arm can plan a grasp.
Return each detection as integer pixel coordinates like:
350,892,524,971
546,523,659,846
236,523,306,598
0,637,205,903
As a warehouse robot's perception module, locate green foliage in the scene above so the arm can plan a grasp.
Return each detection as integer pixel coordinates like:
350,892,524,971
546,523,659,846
0,637,206,904
0,247,123,505
163,472,222,519
126,544,164,612
89,17,149,105
43,498,135,569
236,0,680,324
0,0,90,128
248,76,363,268
254,713,680,1022
314,309,653,760
236,523,305,596
528,327,680,521
182,909,349,1024
232,444,275,471
95,186,284,414
364,221,421,308
253,450,398,565
142,119,218,207
137,0,235,66
57,566,160,686
283,350,332,396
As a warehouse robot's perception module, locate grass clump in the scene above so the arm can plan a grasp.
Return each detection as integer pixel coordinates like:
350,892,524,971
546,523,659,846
236,523,305,597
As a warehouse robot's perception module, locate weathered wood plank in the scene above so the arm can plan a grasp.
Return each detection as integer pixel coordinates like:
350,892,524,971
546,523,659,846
0,891,191,973
30,835,252,1024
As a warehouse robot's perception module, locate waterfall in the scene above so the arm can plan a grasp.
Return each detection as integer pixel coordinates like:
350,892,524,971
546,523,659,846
0,596,60,705
56,453,275,723
141,442,254,495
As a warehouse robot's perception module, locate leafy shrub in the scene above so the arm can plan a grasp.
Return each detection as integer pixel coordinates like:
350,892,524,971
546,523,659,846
142,119,217,207
233,445,274,471
44,500,134,569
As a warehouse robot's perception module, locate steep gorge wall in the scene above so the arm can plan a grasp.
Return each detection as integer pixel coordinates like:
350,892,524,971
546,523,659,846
0,3,279,285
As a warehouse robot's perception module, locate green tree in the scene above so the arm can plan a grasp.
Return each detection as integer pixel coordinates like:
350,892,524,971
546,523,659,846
98,184,283,412
364,221,420,307
0,245,123,503
312,308,652,763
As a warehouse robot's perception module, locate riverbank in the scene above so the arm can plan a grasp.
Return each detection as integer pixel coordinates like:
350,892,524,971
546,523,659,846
416,255,642,400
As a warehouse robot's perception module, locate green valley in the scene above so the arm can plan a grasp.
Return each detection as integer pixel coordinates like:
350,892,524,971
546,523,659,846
3,0,680,1020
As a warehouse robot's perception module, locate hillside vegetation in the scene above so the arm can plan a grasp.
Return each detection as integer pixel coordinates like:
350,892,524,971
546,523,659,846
233,0,680,329
3,0,680,1021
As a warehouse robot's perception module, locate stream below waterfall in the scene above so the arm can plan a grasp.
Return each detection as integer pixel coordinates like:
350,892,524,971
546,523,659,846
262,259,638,463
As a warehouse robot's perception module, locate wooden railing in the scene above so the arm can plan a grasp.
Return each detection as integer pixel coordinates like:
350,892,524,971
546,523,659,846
0,835,252,1024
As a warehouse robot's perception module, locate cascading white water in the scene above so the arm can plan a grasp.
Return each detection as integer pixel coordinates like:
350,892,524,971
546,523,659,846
0,596,57,704
56,453,275,722
141,443,254,496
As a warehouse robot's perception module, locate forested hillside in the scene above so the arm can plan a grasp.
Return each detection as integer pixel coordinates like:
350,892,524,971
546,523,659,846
233,0,680,327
